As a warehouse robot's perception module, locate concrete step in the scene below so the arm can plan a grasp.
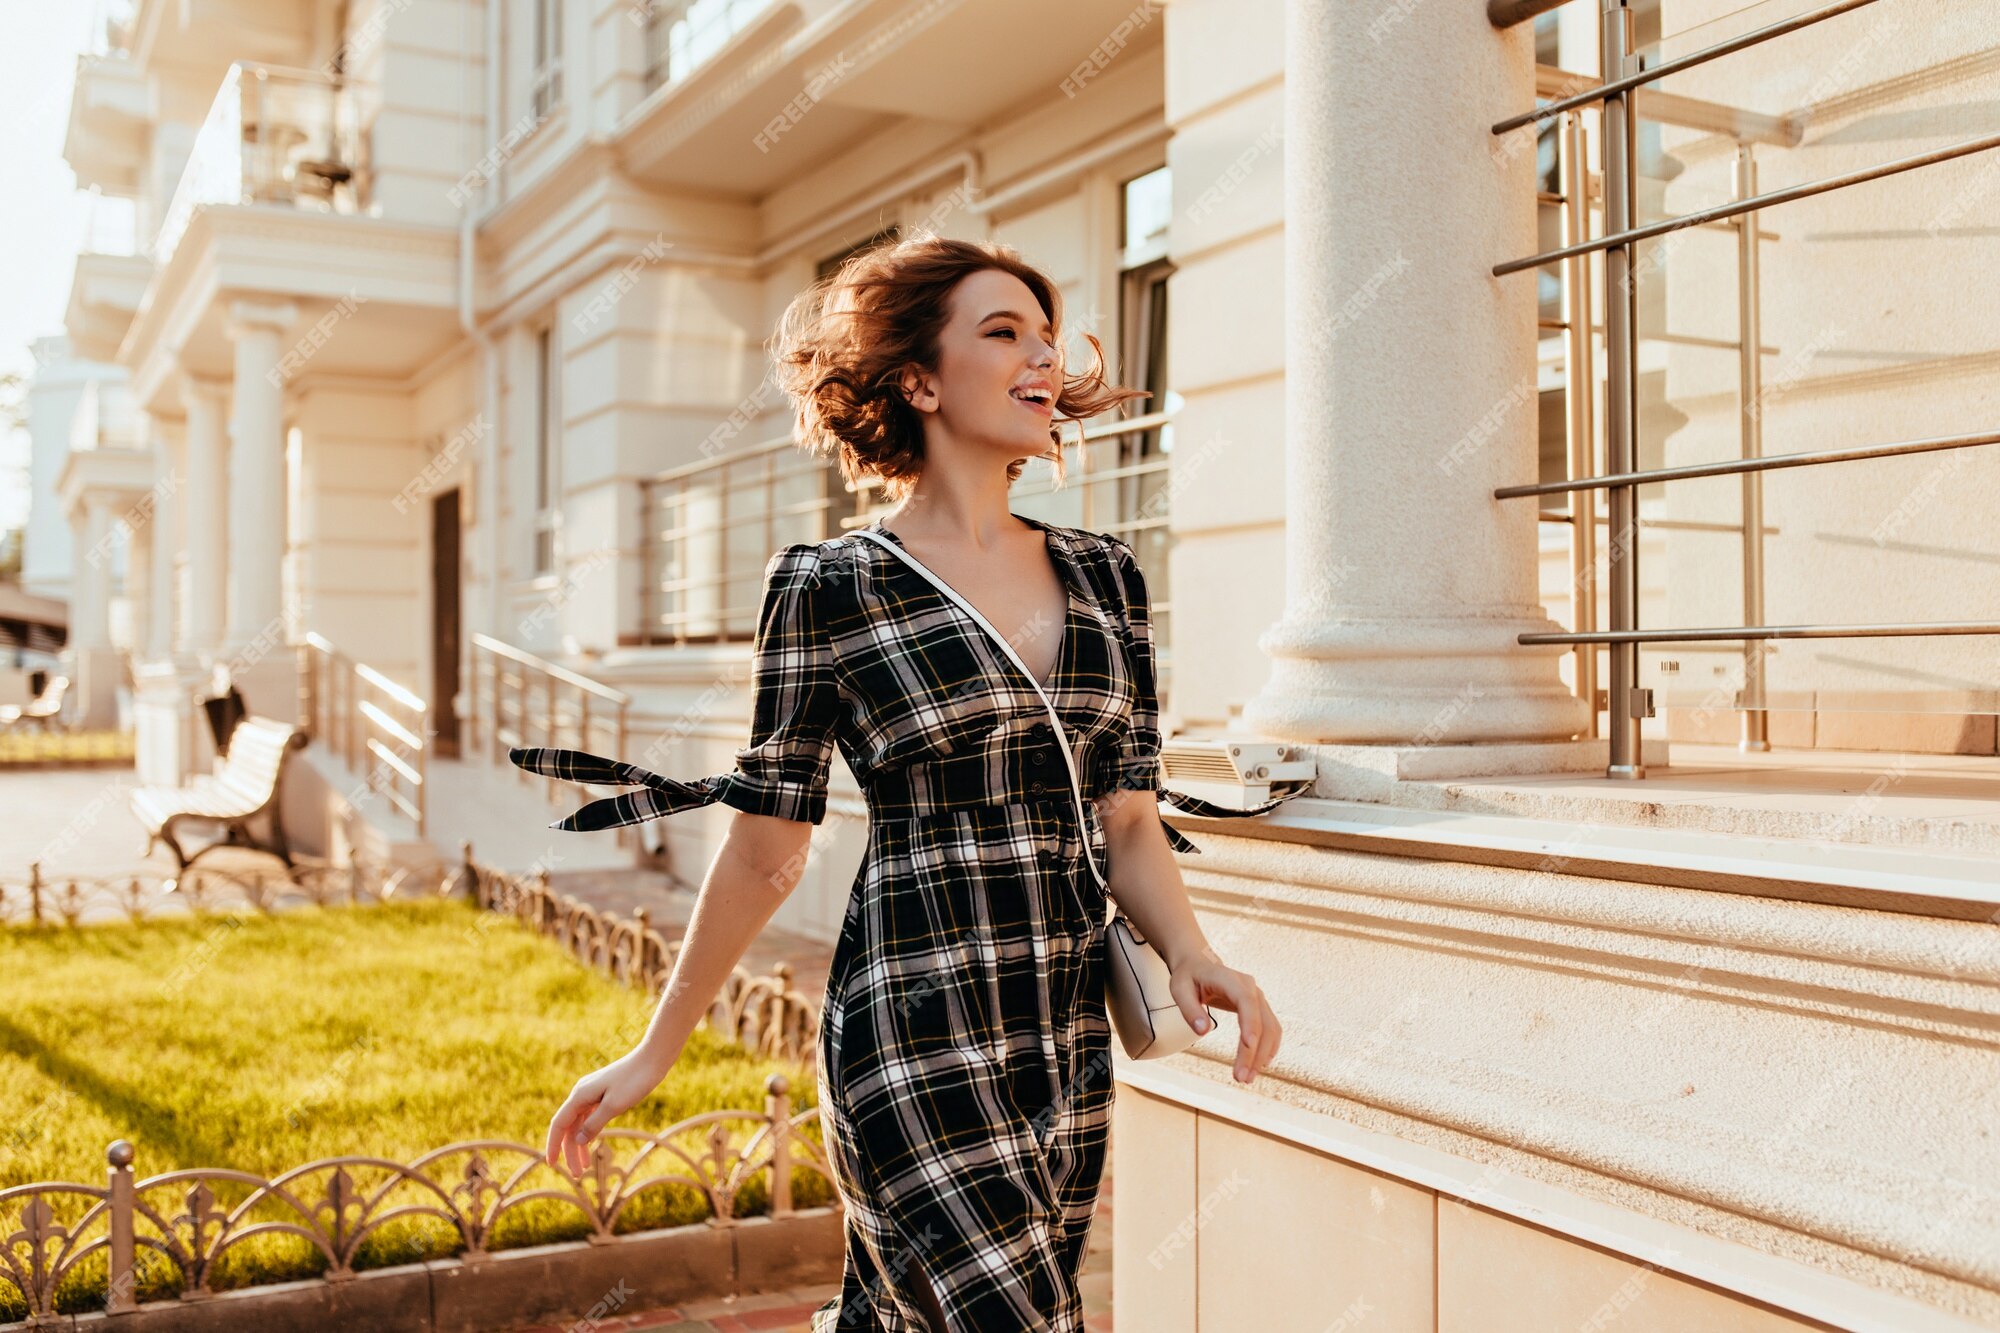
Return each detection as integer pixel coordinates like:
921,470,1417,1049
1164,743,2000,917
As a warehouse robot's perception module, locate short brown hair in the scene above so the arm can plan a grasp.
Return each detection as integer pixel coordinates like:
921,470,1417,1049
768,233,1147,503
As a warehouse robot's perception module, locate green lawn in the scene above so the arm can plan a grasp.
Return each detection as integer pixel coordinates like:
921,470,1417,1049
0,896,832,1317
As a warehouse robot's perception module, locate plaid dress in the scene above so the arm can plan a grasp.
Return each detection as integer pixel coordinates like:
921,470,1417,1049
510,514,1294,1331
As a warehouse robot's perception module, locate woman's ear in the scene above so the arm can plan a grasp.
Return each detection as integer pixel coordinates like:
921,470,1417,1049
897,364,937,414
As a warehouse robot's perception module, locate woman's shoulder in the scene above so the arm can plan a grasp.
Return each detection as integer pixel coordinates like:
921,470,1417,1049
1063,525,1130,560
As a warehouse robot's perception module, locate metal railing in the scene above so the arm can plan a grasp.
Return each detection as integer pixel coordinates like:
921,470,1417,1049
637,413,1179,646
154,62,366,265
299,633,429,835
992,409,1180,642
1491,0,2000,779
637,436,848,646
468,633,632,840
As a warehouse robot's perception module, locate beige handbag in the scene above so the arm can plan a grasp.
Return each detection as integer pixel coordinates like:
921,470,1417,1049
853,527,1212,1059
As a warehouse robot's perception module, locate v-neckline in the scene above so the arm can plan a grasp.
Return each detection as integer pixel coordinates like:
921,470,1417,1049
865,512,1076,695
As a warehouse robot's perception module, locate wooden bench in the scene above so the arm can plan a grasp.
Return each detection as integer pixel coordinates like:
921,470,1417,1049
130,716,308,883
0,675,69,732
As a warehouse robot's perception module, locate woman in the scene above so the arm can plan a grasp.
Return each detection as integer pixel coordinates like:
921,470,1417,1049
510,235,1293,1331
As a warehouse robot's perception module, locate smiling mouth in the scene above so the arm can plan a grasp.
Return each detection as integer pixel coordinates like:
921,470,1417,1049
1010,389,1054,416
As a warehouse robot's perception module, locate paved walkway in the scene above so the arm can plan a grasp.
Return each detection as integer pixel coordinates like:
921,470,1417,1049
0,765,825,980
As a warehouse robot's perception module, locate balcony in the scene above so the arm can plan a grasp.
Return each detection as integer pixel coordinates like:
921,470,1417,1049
66,191,152,362
153,62,368,267
64,51,149,195
641,0,781,94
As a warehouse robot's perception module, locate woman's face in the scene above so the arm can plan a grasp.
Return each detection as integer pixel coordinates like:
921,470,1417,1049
907,268,1063,458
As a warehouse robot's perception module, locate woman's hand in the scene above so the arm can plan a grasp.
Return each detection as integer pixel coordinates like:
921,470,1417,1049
545,1044,676,1176
1170,949,1281,1085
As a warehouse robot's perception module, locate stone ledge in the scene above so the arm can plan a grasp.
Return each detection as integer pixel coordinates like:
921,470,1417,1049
1176,795,2000,921
1114,1058,1995,1333
1143,834,2000,1317
1271,741,2000,858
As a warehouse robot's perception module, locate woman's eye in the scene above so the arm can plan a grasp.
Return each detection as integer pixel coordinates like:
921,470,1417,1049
991,328,1015,338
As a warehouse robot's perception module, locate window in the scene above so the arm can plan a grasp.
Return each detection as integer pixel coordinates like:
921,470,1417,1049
1114,165,1177,656
532,326,561,575
816,226,898,282
530,0,563,118
1120,164,1171,266
643,0,776,94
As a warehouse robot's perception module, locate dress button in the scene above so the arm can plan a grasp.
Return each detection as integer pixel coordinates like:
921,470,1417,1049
1030,751,1048,767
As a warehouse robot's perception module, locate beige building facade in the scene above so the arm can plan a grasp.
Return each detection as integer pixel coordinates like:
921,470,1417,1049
48,0,2000,1327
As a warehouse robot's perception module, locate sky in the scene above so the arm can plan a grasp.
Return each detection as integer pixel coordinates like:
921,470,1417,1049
0,2,103,536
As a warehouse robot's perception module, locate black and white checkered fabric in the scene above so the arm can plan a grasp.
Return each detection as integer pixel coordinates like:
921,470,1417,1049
510,514,1303,1331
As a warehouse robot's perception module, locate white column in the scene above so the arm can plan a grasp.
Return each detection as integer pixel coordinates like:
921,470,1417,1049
150,428,184,661
72,498,113,652
127,507,152,659
67,495,122,729
1239,0,1589,749
223,301,296,658
180,375,229,660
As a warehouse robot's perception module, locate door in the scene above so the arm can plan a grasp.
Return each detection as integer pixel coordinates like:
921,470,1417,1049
431,488,462,758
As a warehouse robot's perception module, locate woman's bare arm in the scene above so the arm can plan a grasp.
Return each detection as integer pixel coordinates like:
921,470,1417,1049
543,811,816,1173
1093,789,1207,968
1093,789,1281,1085
632,812,817,1065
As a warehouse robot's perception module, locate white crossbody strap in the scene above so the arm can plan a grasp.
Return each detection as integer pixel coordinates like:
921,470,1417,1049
853,529,1113,921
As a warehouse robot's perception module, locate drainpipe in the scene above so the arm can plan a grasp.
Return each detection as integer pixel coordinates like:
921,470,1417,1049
460,0,505,645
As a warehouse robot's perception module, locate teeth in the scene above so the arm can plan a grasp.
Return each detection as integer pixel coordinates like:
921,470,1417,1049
1013,387,1051,402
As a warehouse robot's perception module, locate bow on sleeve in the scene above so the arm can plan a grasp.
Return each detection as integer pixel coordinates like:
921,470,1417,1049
1151,783,1307,855
509,746,734,831
511,544,843,834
